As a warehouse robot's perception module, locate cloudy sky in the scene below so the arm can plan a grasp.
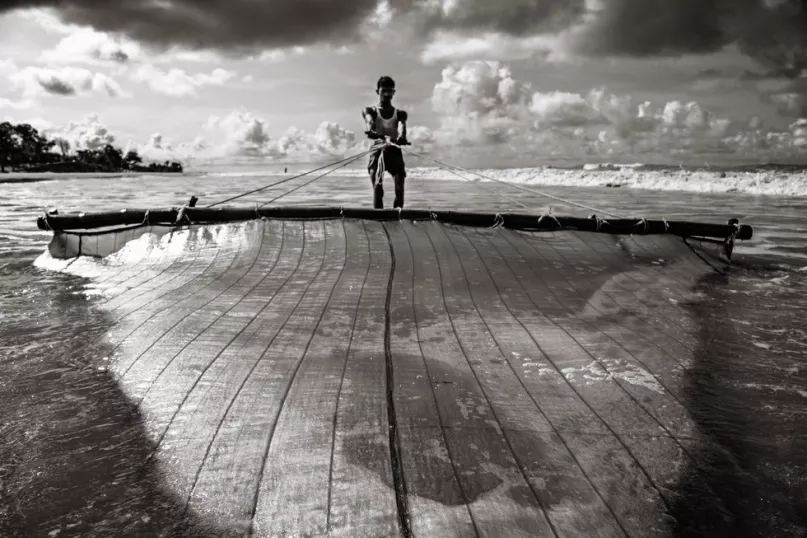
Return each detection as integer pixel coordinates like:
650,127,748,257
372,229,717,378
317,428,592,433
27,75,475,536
1,0,805,166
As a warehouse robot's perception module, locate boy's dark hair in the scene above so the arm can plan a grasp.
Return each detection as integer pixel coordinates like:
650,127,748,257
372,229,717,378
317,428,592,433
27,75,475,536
376,76,395,89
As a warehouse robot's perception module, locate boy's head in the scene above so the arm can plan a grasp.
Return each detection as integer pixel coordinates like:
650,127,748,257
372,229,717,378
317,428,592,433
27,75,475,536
376,75,395,103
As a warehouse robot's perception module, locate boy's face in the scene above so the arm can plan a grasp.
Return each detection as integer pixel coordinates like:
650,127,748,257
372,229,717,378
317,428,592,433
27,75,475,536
377,85,395,104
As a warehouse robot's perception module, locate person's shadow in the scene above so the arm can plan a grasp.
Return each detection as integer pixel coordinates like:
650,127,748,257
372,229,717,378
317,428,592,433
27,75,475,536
0,264,222,538
669,268,807,537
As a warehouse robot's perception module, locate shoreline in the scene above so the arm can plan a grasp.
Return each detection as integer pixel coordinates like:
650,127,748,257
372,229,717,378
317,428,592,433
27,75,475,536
0,171,183,184
3,167,807,199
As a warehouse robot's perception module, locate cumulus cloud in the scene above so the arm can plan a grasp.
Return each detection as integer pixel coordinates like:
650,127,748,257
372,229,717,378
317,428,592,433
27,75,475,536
131,133,202,161
132,114,368,161
199,111,281,157
424,60,807,161
130,65,236,97
275,126,310,156
407,125,435,146
529,91,604,127
8,65,125,98
313,121,358,155
39,27,139,65
43,113,116,151
430,61,532,144
791,118,807,147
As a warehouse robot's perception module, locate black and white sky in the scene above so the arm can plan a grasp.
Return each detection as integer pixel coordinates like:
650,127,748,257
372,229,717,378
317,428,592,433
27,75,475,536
1,0,805,163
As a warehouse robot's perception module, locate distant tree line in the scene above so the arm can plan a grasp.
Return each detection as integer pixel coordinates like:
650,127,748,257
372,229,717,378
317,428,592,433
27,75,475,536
0,121,183,174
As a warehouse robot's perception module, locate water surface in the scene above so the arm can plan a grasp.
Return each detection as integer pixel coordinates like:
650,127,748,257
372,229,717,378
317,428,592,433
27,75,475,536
1,172,805,536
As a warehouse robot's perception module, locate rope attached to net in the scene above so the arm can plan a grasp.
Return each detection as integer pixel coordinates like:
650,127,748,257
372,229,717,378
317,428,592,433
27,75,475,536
399,146,627,219
205,147,376,208
258,150,371,207
204,138,629,224
403,153,541,216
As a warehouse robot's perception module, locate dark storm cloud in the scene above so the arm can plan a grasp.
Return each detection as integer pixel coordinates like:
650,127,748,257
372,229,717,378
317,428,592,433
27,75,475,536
0,0,804,78
571,0,735,56
389,0,587,36
573,0,807,78
0,0,379,52
735,0,807,78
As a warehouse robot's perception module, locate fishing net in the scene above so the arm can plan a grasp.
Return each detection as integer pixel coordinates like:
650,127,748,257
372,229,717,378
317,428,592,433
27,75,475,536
29,146,761,537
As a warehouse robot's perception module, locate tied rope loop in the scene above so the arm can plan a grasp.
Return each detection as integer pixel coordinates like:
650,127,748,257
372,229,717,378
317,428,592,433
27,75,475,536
723,221,740,261
589,214,609,232
628,217,648,240
175,206,189,226
41,211,53,231
537,214,562,231
491,213,505,229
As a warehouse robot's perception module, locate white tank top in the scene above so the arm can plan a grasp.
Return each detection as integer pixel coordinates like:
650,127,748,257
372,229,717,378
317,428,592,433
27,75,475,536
373,107,399,138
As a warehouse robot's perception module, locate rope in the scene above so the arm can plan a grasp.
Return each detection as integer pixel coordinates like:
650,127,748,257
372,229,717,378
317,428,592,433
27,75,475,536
399,146,626,219
206,148,375,208
205,138,627,222
376,142,386,187
259,150,370,207
406,152,540,215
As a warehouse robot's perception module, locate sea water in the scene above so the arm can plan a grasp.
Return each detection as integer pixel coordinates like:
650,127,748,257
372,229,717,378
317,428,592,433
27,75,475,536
1,167,806,535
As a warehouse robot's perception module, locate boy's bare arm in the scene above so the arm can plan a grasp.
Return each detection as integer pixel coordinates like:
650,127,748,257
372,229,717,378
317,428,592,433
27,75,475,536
362,106,376,135
398,110,408,143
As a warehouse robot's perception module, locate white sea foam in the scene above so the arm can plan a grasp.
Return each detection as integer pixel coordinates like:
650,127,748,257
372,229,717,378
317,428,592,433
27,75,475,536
215,164,807,197
32,222,258,295
387,166,807,197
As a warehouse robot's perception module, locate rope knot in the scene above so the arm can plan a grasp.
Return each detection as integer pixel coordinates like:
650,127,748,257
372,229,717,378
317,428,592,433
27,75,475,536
41,210,54,231
537,214,562,230
589,214,609,231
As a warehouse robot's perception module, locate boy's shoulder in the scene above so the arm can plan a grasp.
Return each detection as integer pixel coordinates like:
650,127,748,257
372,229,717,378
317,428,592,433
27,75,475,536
362,106,407,119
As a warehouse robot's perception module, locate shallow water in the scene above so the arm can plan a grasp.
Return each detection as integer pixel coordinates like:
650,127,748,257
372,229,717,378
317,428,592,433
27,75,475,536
1,172,806,536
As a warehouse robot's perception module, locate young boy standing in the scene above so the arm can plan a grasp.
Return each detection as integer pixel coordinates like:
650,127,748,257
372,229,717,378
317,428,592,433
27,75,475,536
362,76,409,209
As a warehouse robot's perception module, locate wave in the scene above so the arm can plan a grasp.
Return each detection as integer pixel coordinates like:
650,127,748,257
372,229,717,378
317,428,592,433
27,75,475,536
205,163,807,197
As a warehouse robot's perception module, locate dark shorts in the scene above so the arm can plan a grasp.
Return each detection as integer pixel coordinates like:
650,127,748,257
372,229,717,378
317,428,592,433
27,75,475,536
368,144,406,182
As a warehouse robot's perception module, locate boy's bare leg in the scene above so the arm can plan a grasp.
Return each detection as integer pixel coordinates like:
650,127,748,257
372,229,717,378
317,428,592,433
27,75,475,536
371,172,384,209
393,173,405,209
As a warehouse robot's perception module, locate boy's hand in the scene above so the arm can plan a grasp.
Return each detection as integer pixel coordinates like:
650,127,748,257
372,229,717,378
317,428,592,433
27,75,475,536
395,137,410,146
365,130,381,140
